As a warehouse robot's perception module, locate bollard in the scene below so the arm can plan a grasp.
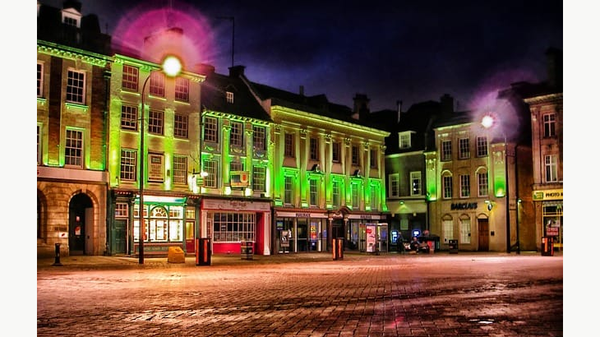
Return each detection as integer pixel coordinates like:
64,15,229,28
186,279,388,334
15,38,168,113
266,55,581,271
52,243,63,266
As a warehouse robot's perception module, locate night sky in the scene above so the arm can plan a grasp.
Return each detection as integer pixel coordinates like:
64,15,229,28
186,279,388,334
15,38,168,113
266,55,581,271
39,0,563,112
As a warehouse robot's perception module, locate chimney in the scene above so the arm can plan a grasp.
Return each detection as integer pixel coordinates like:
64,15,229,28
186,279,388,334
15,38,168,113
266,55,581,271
229,65,245,78
63,0,82,12
299,85,304,96
195,63,215,76
440,94,454,114
353,93,370,120
545,47,563,89
396,100,403,123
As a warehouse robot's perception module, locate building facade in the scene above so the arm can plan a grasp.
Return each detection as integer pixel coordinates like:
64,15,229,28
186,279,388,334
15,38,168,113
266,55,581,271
37,1,112,258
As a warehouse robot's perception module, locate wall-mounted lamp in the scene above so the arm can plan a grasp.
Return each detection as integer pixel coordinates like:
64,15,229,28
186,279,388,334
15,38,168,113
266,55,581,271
353,169,361,177
485,200,493,211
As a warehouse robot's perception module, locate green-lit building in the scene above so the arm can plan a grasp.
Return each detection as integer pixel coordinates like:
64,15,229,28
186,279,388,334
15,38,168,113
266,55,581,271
37,0,112,258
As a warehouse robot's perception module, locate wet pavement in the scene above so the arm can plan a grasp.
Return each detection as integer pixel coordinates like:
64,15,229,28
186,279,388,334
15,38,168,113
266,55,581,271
37,252,563,336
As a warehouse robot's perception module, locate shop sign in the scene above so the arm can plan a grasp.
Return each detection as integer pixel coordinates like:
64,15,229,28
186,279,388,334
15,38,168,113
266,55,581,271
450,202,477,210
296,212,311,218
533,189,563,201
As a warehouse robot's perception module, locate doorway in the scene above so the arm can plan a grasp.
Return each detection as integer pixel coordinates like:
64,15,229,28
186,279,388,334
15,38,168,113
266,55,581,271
69,193,93,255
477,218,489,252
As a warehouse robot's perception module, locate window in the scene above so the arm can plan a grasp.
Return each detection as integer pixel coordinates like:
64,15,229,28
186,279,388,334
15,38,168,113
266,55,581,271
332,181,340,207
175,77,189,102
284,176,293,205
441,140,452,161
212,212,255,242
65,129,83,167
148,110,164,135
253,125,266,151
351,183,360,208
230,160,244,172
389,174,399,197
174,114,188,138
458,138,470,159
204,117,219,143
226,91,234,103
66,69,85,104
545,155,558,182
37,125,42,165
478,171,489,197
115,203,129,218
399,132,411,149
332,141,341,162
230,121,244,147
543,113,556,138
476,136,488,157
310,137,319,160
443,174,453,199
351,145,360,166
309,179,318,206
149,72,165,97
284,133,295,157
121,105,138,130
173,156,187,184
370,187,378,211
370,149,377,168
122,65,139,91
410,171,422,196
134,205,184,243
442,218,454,243
460,174,470,198
148,153,164,182
253,166,266,192
37,62,43,97
459,216,471,244
203,159,219,188
63,16,78,26
120,149,137,181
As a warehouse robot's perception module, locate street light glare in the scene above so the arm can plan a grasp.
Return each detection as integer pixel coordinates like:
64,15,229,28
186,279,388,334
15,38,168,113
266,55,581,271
162,56,182,77
481,114,495,129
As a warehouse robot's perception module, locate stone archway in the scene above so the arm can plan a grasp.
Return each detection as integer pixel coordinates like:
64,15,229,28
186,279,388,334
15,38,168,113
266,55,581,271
69,193,93,255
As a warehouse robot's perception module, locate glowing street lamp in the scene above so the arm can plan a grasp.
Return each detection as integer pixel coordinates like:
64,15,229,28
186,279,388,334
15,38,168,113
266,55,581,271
481,112,513,254
138,55,182,264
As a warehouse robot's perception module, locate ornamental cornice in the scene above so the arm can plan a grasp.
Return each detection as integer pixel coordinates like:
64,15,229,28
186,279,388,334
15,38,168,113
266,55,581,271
523,93,563,104
37,40,110,67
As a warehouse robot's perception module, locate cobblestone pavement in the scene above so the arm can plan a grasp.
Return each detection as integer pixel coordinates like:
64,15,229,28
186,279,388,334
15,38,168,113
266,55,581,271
37,252,563,336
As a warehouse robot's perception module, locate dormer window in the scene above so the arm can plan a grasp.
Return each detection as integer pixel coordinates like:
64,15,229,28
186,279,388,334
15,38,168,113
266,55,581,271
399,132,412,149
226,91,234,103
61,8,81,28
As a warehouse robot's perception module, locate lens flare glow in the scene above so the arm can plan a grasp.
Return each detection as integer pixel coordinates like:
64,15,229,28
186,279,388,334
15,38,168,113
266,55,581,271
112,1,217,71
162,55,182,77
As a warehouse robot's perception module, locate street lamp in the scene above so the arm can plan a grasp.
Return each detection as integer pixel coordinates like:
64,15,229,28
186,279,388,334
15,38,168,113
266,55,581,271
481,113,511,253
138,55,182,264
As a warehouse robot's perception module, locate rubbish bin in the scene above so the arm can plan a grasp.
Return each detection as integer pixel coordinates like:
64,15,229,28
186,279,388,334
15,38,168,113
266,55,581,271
541,236,554,256
196,238,211,266
332,237,344,260
448,239,458,254
241,241,254,260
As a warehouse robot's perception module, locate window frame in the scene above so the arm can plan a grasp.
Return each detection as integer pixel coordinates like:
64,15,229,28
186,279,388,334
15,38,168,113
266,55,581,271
122,65,139,92
389,173,399,198
120,148,137,181
410,171,422,196
172,155,187,185
476,136,488,157
149,71,165,97
441,140,452,161
174,113,188,139
460,174,470,198
543,113,556,138
252,166,266,192
65,128,83,168
310,137,319,161
351,145,360,166
37,62,44,97
204,116,219,143
544,154,558,182
174,77,189,102
443,174,453,199
230,121,244,148
458,138,470,160
66,69,85,104
284,133,295,158
477,171,489,197
148,110,164,135
332,141,341,163
120,105,138,131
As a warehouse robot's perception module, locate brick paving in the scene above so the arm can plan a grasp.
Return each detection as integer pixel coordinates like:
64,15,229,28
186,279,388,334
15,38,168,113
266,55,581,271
37,252,563,336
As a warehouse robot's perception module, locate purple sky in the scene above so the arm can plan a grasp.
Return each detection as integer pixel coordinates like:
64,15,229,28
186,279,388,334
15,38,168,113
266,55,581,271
41,0,562,112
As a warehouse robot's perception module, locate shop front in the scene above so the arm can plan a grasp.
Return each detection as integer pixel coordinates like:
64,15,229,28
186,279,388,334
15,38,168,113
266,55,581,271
202,198,272,255
274,211,328,253
533,189,563,252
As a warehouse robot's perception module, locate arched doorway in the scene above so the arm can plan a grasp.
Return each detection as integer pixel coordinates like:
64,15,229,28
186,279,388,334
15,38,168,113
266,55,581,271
69,193,93,255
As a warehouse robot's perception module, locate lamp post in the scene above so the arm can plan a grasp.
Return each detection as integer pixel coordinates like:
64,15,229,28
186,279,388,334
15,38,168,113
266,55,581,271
138,55,182,264
481,114,511,253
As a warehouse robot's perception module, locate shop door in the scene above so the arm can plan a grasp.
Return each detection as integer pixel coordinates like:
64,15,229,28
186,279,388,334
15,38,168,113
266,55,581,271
297,218,308,252
113,219,127,255
185,221,195,254
478,219,489,251
378,224,388,253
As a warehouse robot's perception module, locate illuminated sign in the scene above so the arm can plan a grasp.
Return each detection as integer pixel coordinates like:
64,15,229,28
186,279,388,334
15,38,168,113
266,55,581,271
450,202,477,210
230,171,249,188
533,189,563,201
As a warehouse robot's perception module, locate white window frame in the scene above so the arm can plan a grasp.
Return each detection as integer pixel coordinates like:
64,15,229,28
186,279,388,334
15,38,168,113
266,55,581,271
230,121,244,147
122,65,139,91
332,180,340,207
399,132,411,149
442,219,454,243
204,116,219,143
410,171,422,196
441,140,452,161
309,179,319,207
253,166,266,192
65,128,83,167
120,148,137,181
389,173,400,198
443,174,453,199
543,113,556,138
148,153,164,182
66,69,85,104
174,113,188,138
458,138,470,159
478,171,489,197
459,216,471,244
253,125,266,151
149,72,165,97
476,136,488,157
284,175,293,205
226,91,234,103
173,155,187,185
121,105,138,130
148,110,164,135
37,62,44,97
203,158,219,188
545,155,558,182
175,77,189,102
